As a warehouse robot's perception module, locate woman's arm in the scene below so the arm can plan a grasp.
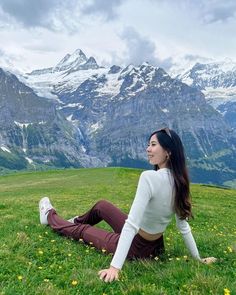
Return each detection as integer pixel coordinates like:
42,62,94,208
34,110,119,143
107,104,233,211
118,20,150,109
175,215,217,263
175,214,201,260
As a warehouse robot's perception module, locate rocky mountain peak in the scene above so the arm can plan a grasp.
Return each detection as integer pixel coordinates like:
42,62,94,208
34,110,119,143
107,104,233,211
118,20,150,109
178,60,236,89
82,56,99,70
53,49,88,72
108,65,122,74
119,64,135,79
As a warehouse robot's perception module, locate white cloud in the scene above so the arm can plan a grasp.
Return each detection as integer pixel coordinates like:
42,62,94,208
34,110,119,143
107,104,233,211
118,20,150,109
80,0,124,21
0,0,59,28
118,26,173,69
0,0,236,71
192,0,236,24
120,27,157,65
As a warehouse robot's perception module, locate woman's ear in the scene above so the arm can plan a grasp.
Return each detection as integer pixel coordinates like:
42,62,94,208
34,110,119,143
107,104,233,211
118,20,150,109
166,152,171,159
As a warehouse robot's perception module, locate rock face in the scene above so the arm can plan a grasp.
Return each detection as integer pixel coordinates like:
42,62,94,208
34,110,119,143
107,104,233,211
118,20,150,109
1,50,236,186
62,64,235,186
0,68,103,170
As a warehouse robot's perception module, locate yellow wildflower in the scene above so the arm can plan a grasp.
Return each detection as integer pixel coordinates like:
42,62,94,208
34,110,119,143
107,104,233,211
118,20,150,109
102,248,106,253
38,266,43,269
17,275,23,281
51,239,55,243
38,250,43,255
227,247,233,253
44,279,49,282
224,288,230,295
71,280,78,286
68,253,72,257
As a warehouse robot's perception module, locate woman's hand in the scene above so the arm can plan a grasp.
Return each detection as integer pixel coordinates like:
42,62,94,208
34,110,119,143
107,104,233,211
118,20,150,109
98,266,120,283
200,257,217,264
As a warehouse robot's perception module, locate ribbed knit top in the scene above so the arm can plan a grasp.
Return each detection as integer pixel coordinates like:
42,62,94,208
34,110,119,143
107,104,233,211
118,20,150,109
110,169,201,269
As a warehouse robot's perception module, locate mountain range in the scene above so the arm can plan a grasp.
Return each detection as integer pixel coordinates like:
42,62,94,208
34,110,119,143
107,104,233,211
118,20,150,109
175,59,236,130
0,49,235,187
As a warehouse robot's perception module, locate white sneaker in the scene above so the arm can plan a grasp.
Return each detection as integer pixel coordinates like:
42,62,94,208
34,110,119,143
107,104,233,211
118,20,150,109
67,216,79,223
39,197,54,225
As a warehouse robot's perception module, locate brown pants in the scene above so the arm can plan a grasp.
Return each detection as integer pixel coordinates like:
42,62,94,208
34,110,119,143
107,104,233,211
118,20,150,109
48,200,164,260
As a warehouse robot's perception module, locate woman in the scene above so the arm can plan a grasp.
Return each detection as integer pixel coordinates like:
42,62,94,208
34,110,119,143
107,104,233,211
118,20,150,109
39,128,216,283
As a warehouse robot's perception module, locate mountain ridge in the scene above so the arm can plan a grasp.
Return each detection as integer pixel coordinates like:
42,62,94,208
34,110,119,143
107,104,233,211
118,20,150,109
175,60,236,130
0,50,236,187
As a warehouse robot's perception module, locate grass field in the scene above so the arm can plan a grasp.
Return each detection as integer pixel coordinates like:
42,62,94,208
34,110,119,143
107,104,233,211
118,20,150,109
0,167,235,295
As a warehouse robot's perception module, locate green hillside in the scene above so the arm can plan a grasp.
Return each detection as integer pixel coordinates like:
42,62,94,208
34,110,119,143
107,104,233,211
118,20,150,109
0,168,235,294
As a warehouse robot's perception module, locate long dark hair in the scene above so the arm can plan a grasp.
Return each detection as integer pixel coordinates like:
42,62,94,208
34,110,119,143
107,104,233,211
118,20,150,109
149,129,193,220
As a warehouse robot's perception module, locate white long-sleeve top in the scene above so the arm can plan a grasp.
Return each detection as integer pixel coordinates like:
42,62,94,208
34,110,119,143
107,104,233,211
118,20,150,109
110,168,201,269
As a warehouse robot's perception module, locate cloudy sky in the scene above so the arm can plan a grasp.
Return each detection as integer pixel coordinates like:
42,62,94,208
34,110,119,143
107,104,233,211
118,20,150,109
0,0,236,72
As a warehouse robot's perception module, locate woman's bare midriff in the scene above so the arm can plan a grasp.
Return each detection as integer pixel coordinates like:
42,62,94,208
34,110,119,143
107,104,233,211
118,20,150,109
138,228,163,241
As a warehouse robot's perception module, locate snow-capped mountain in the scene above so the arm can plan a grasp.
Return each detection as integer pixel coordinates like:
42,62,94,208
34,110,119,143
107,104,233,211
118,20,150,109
176,59,236,129
1,49,236,187
54,49,88,71
20,49,103,100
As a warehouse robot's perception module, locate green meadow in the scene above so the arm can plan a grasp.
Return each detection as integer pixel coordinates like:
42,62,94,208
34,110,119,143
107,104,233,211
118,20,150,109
0,168,235,295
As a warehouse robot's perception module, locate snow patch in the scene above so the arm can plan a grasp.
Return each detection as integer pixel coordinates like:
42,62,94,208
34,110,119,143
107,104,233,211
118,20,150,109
203,86,236,108
21,67,107,100
218,59,236,72
90,122,102,133
181,76,193,85
67,114,73,121
161,108,169,113
98,72,123,97
59,103,84,110
25,157,33,164
14,121,31,128
14,121,45,128
1,146,11,153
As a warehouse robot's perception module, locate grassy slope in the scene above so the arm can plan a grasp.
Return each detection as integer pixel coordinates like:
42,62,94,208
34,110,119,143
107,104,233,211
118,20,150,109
0,168,235,295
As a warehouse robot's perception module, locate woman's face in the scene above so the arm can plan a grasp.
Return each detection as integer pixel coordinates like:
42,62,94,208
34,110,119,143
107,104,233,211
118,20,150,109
146,134,169,168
